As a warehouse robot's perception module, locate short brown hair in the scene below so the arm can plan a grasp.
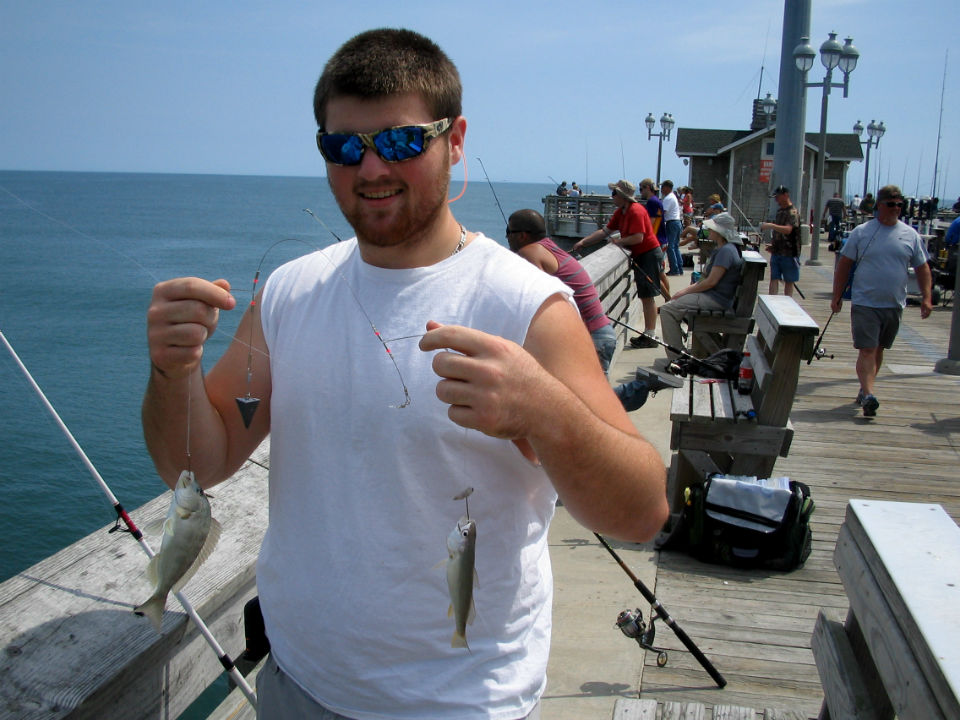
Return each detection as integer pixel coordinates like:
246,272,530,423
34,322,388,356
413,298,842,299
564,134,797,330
313,28,462,128
877,184,903,203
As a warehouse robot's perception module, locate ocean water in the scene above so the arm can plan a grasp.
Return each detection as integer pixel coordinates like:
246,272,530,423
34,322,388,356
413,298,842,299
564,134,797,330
0,171,553,579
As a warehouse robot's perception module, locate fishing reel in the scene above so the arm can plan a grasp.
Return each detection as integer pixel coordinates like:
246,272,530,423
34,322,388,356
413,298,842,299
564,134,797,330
812,346,834,361
615,608,668,667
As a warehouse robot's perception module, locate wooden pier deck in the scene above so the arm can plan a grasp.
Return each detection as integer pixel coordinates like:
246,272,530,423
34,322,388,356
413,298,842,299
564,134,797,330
629,258,960,717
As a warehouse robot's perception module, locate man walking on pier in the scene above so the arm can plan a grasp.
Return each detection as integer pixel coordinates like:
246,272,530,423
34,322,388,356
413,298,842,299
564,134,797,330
831,184,933,417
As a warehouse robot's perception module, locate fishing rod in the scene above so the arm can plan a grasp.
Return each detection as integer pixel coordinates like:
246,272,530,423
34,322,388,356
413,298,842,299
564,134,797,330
594,533,727,688
0,329,258,711
476,157,507,224
807,311,836,363
606,316,732,379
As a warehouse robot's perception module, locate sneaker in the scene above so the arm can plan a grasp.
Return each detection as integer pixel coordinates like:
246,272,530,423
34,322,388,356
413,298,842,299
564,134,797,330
862,394,879,417
635,367,684,394
629,333,661,349
855,389,865,406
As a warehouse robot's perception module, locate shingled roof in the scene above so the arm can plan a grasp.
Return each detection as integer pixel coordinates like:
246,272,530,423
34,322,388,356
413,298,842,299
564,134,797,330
676,126,863,162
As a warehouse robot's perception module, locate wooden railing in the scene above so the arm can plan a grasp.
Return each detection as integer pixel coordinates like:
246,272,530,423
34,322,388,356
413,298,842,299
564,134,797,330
543,194,616,243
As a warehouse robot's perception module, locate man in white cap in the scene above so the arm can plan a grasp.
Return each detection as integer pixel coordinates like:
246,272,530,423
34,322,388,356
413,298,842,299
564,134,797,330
658,212,744,361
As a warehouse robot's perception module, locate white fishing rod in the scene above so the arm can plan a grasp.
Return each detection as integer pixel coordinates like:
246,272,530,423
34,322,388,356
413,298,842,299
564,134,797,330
0,329,258,711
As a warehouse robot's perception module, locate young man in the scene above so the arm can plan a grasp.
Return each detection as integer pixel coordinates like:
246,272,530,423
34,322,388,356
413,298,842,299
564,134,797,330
831,184,932,417
572,179,663,347
760,185,801,297
142,29,667,720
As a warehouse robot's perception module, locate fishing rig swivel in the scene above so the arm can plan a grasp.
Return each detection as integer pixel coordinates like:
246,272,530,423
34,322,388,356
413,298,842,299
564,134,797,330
454,486,474,520
234,213,414,427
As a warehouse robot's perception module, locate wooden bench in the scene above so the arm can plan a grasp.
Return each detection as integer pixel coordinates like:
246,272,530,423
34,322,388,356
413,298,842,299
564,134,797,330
812,500,960,719
685,249,767,355
664,294,819,515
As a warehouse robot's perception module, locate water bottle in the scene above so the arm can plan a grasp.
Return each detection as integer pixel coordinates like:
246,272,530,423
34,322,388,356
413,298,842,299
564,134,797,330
738,351,754,395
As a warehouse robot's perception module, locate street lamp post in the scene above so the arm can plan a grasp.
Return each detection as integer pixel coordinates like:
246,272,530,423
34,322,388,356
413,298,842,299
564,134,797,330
853,119,886,198
761,93,777,128
645,112,675,185
794,32,859,265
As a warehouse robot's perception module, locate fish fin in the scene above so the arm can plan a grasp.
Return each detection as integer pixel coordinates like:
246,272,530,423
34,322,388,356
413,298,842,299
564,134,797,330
170,519,221,594
467,595,476,626
163,516,176,538
199,518,222,564
447,603,454,619
134,594,166,632
145,554,159,586
451,631,469,650
432,559,446,570
474,567,479,588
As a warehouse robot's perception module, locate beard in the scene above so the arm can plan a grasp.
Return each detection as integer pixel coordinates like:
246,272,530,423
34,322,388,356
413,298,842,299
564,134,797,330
332,161,451,251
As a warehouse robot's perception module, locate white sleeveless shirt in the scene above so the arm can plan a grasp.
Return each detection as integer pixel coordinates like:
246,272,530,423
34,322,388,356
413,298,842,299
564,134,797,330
258,235,571,720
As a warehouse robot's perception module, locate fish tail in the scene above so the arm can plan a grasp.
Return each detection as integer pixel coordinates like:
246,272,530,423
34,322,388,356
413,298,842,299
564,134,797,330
134,594,166,632
451,631,469,650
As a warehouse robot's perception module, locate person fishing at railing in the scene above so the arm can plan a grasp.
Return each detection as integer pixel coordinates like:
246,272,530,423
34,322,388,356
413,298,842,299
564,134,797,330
142,29,668,720
507,209,617,373
572,179,665,349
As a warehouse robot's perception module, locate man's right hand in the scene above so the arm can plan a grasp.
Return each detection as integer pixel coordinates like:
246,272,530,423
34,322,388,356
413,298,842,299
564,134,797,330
147,277,236,380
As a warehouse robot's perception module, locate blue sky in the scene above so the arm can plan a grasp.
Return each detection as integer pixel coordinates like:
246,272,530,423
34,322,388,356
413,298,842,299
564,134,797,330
2,0,956,202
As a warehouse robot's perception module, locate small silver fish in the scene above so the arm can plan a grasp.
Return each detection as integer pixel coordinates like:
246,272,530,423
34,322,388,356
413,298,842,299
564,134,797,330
446,515,478,649
134,470,221,632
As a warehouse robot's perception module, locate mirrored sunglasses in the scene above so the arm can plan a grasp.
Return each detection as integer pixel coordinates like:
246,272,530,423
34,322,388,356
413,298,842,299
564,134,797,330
316,118,453,166
882,200,904,208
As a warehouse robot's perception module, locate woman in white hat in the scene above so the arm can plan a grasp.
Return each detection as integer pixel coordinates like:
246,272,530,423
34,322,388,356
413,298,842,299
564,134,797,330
658,212,744,361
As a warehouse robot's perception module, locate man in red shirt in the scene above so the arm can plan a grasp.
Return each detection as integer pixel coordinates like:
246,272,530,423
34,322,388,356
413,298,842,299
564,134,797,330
573,179,664,346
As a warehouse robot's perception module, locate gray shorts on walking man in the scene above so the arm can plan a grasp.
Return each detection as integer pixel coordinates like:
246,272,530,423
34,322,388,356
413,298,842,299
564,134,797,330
851,305,902,349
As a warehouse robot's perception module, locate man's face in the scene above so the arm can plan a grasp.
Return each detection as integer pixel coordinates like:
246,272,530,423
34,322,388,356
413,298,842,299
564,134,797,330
323,92,464,250
774,192,790,208
876,196,904,225
640,184,653,199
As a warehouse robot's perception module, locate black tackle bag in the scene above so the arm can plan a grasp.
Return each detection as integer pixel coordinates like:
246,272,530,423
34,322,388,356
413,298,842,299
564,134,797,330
682,474,814,571
671,349,742,380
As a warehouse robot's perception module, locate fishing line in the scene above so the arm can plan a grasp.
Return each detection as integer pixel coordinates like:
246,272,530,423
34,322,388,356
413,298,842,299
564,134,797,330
475,157,507,224
0,184,163,285
302,207,344,242
0,329,258,711
4,181,413,413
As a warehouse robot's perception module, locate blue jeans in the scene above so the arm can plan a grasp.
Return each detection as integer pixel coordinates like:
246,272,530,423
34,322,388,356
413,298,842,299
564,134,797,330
590,323,618,375
665,219,683,274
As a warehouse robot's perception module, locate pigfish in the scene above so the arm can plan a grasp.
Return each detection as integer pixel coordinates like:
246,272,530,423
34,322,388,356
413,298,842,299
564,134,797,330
134,470,221,632
446,514,478,649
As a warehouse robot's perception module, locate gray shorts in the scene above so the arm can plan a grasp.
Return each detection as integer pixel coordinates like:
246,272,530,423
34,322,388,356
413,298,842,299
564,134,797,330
851,305,902,349
255,653,541,720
